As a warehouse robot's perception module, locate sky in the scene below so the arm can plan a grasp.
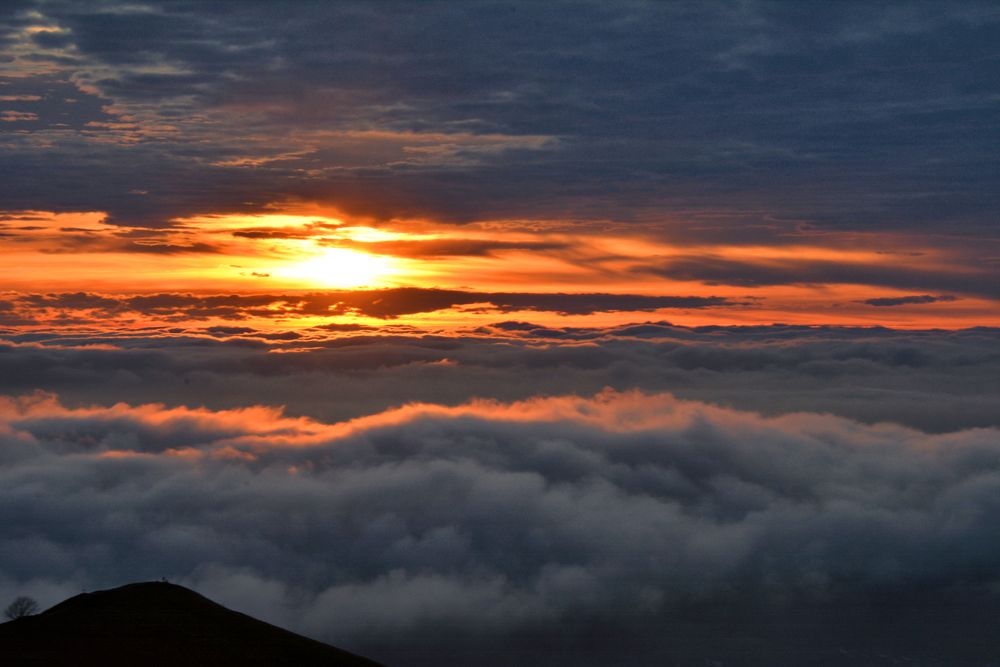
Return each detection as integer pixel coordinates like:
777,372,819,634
2,2,1000,665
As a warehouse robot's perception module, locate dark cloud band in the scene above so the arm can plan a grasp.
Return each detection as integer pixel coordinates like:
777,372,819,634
4,288,737,321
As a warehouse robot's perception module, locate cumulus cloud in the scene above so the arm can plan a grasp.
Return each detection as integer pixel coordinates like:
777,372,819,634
3,389,1000,664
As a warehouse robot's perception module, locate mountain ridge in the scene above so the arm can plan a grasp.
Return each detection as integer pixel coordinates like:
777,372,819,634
0,581,384,666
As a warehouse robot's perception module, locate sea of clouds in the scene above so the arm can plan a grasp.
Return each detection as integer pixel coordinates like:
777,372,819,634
1,325,1000,664
2,321,998,432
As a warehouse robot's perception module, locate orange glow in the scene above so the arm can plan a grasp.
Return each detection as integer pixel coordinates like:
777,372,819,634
0,209,998,330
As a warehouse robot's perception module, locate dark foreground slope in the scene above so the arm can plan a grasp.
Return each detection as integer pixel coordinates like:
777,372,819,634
0,582,384,666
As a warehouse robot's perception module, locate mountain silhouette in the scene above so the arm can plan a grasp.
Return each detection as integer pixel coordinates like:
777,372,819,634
0,581,384,666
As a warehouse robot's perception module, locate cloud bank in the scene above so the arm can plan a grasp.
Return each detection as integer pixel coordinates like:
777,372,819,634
3,390,1000,665
3,322,998,434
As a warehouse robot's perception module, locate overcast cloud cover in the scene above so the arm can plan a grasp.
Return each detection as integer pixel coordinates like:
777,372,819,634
1,0,998,234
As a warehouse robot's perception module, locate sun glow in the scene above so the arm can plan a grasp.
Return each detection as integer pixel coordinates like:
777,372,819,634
276,248,397,288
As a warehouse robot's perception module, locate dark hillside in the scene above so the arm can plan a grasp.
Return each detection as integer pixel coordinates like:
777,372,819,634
0,582,383,666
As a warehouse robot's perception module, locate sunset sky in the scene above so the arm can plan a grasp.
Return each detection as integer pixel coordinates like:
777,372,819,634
2,1,998,332
2,2,1000,665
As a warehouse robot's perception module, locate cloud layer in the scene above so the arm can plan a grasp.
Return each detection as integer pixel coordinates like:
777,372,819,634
3,389,1000,665
1,1,998,236
3,321,998,434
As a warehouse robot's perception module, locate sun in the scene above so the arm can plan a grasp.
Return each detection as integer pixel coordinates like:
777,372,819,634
277,248,396,288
